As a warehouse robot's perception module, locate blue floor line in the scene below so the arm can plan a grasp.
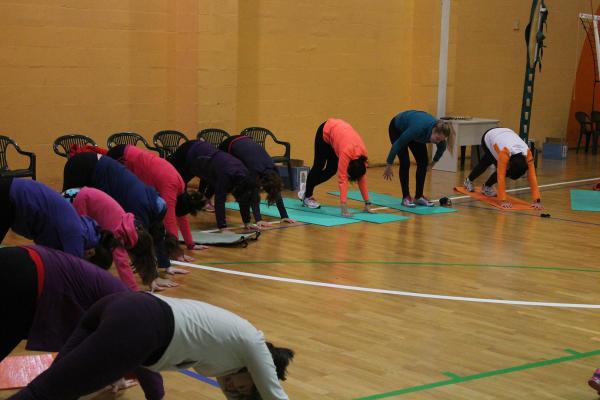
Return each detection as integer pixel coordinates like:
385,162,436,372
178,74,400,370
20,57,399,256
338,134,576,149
178,369,220,388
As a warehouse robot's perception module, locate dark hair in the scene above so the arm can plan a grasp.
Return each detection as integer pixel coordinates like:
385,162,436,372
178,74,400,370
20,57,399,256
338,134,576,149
127,226,159,285
164,232,183,259
266,342,294,381
149,221,183,261
88,229,119,269
260,170,283,206
176,191,207,217
231,177,258,205
507,154,528,180
347,156,367,182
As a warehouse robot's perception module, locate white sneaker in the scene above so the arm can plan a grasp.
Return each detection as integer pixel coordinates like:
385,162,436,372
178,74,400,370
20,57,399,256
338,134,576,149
402,196,416,208
415,196,434,207
463,178,474,192
302,196,320,209
481,185,497,197
297,190,305,201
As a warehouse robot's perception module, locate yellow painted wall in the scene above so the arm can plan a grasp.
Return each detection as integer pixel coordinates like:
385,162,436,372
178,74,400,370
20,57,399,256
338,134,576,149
0,0,589,182
448,0,587,143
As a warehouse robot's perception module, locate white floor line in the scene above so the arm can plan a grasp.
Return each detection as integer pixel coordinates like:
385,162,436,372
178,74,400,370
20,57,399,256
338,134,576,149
171,261,600,309
444,176,600,202
370,206,389,211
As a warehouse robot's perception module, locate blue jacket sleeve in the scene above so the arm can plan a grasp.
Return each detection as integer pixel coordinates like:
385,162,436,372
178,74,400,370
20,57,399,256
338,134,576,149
250,198,262,222
275,197,289,219
58,228,84,258
386,128,418,164
433,141,447,162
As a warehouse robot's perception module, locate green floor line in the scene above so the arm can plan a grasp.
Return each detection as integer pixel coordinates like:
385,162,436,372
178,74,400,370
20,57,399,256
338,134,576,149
354,348,600,399
443,372,462,380
205,260,600,274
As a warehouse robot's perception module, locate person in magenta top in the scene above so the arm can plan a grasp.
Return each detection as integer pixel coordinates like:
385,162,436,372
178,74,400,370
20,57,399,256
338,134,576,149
299,119,373,216
63,187,160,291
106,145,206,263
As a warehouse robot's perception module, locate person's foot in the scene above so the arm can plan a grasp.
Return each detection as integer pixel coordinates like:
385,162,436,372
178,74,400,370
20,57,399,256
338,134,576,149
415,196,434,207
463,178,474,192
302,196,320,209
402,196,416,208
588,368,600,394
481,185,497,197
297,190,305,200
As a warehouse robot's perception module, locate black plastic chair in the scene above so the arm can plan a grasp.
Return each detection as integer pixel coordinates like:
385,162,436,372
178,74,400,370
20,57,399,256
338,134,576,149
53,134,97,158
197,128,231,148
239,127,293,189
0,135,36,180
107,132,165,157
152,130,188,158
582,111,600,155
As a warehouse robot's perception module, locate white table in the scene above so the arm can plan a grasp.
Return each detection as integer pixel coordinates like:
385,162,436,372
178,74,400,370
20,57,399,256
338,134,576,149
432,118,499,172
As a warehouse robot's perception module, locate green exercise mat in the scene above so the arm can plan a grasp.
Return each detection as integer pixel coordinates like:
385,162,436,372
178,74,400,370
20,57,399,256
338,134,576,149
570,189,600,211
328,191,457,215
179,230,259,247
280,198,408,223
225,201,358,227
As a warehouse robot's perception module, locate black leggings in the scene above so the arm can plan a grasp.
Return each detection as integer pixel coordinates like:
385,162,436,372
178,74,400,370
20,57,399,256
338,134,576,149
0,176,15,244
10,292,174,400
467,130,497,187
0,247,38,363
388,119,429,199
305,122,338,198
62,152,98,191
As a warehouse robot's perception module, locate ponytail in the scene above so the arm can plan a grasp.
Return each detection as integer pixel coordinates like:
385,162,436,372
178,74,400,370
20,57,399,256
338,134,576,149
128,226,159,285
88,229,118,269
437,121,455,155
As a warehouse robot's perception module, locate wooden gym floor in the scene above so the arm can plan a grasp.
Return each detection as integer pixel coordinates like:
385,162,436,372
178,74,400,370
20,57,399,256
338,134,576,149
2,150,600,399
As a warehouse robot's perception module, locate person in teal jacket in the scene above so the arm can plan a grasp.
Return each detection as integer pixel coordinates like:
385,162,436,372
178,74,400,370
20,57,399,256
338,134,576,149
383,110,454,207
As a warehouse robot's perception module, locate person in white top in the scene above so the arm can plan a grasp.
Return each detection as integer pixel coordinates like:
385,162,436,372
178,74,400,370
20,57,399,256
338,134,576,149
9,292,294,400
463,127,542,209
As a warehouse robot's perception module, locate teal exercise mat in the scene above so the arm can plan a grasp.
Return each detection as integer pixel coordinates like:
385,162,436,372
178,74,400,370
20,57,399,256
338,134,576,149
328,191,457,215
179,230,259,247
225,202,358,227
570,189,600,211
280,198,409,223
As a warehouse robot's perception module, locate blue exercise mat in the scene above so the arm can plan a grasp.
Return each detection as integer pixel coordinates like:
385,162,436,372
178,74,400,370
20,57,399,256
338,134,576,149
225,202,358,227
328,191,457,215
570,189,600,211
280,198,409,223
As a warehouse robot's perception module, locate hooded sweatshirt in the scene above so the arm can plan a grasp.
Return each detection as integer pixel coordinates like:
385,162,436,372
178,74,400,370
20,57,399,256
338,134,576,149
170,140,252,229
69,187,140,291
9,179,100,258
113,145,194,248
221,135,289,220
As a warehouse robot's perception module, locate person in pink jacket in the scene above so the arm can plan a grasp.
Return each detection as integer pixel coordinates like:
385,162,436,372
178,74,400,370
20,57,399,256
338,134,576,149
107,145,206,271
298,119,373,216
63,187,165,291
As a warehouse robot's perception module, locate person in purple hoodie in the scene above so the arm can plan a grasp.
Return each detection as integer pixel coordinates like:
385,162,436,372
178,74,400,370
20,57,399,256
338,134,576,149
0,177,116,268
0,245,164,399
167,140,258,230
219,135,295,229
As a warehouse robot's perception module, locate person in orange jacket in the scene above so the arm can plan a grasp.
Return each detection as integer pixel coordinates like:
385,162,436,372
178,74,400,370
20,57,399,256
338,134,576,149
298,119,373,216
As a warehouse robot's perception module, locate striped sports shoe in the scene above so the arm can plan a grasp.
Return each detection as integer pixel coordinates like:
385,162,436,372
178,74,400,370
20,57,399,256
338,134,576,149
415,196,434,207
588,368,600,394
401,196,416,208
302,196,320,209
463,178,474,192
481,185,497,197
